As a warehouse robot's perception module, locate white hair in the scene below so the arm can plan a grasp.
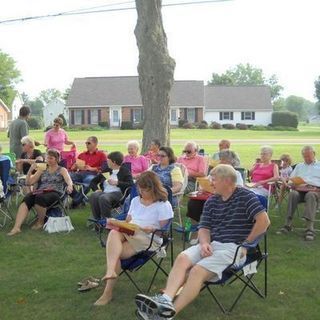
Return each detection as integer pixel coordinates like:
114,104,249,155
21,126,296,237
127,140,140,150
184,141,198,152
260,145,273,155
21,136,35,148
301,145,315,154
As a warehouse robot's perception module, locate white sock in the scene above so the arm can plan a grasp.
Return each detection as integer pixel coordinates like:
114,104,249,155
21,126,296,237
162,294,172,302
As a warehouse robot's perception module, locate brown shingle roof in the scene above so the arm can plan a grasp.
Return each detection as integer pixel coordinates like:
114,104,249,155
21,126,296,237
66,76,204,107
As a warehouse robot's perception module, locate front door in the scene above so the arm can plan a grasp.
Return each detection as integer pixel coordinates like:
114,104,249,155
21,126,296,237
110,107,121,128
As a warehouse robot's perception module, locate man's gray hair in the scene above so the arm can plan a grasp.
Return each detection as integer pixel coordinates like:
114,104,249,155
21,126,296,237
301,145,315,154
211,164,237,183
219,150,238,167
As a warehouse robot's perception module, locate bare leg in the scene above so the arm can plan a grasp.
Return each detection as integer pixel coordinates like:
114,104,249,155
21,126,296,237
174,265,214,315
163,253,194,299
7,203,29,236
31,205,47,230
94,241,136,306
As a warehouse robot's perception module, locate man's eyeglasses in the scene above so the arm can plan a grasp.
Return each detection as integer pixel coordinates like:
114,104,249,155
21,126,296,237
183,150,192,154
85,142,91,145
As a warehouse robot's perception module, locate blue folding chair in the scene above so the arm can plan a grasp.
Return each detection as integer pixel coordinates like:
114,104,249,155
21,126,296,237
201,232,268,313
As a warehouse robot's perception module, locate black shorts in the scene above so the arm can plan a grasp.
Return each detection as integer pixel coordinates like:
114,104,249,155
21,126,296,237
23,191,60,210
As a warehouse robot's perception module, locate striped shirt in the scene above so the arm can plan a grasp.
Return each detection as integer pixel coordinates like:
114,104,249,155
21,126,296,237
199,187,265,243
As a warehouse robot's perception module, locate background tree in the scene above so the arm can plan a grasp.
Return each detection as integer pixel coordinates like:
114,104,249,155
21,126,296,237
135,0,175,152
208,63,283,101
315,76,320,113
38,88,62,104
0,50,21,106
29,98,45,116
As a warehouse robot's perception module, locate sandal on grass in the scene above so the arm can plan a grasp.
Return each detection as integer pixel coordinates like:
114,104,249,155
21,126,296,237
276,225,293,235
305,229,315,241
78,277,100,287
78,280,99,292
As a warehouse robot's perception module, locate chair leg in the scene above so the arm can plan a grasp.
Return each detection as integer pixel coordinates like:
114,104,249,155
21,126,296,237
121,270,143,293
205,285,228,314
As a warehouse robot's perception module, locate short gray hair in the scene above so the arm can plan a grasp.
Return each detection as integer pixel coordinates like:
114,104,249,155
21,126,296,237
21,136,34,148
260,145,273,155
211,164,237,183
127,140,140,150
219,150,238,167
301,145,315,154
184,141,198,152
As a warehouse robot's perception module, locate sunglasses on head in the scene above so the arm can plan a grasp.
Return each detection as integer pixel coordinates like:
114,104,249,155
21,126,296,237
183,150,192,154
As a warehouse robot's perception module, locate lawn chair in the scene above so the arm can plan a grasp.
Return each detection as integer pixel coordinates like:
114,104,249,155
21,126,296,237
201,232,268,314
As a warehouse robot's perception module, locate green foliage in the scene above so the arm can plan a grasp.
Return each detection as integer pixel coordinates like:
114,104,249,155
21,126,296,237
98,121,109,129
182,122,195,129
208,63,283,101
27,116,43,129
120,121,133,130
195,121,208,129
29,98,45,116
0,50,21,106
236,123,248,130
210,121,222,129
38,88,62,104
178,119,188,128
62,86,71,102
272,111,299,128
273,97,286,111
222,123,236,129
314,76,320,102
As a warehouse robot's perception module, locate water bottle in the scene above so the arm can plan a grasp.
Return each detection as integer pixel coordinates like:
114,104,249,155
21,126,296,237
185,218,192,241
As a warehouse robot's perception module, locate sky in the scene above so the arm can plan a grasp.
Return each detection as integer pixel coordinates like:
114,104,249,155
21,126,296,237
0,0,319,101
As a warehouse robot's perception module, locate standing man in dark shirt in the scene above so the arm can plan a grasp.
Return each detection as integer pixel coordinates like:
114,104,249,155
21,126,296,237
135,164,270,319
8,106,30,159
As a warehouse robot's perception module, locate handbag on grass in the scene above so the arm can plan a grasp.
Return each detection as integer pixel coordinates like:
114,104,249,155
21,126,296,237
43,216,75,233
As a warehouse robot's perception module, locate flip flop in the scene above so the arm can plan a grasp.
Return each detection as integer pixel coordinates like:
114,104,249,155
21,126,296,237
78,280,99,292
77,276,100,287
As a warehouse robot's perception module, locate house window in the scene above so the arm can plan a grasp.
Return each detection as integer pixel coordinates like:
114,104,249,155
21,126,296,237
219,112,234,120
90,110,99,124
187,108,196,122
171,109,177,122
133,109,143,123
241,111,255,120
74,110,83,125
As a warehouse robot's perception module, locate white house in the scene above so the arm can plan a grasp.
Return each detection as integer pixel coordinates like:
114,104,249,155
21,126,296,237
9,92,24,121
204,85,273,125
43,98,68,127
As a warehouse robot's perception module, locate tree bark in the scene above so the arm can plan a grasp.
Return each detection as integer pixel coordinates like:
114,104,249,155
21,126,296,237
134,0,175,153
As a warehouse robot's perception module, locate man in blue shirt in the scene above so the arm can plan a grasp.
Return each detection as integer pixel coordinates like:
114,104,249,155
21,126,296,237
135,164,270,320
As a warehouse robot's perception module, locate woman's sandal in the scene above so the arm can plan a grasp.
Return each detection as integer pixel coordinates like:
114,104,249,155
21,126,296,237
305,229,315,241
78,280,99,292
77,277,100,287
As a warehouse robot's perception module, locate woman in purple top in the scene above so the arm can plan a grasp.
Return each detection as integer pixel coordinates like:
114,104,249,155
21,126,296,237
123,140,149,179
44,117,75,152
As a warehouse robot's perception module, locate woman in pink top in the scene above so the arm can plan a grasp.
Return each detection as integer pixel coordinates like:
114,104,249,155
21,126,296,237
248,146,279,196
123,140,149,178
44,117,75,152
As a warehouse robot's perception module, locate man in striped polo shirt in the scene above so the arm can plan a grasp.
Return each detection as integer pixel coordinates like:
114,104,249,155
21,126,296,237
136,164,270,320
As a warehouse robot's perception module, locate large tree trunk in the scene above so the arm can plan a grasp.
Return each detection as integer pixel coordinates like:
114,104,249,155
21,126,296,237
134,0,175,153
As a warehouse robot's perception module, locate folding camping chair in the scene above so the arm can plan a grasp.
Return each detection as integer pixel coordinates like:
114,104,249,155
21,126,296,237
0,157,13,227
201,232,268,314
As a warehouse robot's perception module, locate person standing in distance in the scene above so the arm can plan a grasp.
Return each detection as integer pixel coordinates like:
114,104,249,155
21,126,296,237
8,106,31,159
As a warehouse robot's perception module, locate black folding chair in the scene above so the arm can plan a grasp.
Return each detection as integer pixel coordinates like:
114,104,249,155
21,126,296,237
201,233,268,314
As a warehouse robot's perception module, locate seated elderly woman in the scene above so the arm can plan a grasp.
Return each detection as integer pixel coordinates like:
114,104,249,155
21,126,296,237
94,171,174,306
89,151,134,220
144,139,161,164
177,141,206,194
7,149,73,236
16,136,44,175
150,147,183,207
248,145,279,197
186,151,244,242
124,140,149,179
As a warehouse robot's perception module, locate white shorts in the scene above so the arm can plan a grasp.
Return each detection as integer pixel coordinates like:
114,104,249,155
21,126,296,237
182,241,246,282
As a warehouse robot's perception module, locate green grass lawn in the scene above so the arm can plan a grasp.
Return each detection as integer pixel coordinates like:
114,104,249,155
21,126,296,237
1,199,320,320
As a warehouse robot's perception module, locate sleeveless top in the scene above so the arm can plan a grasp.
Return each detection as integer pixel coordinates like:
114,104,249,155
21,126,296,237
252,163,275,190
38,166,65,194
152,164,175,188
